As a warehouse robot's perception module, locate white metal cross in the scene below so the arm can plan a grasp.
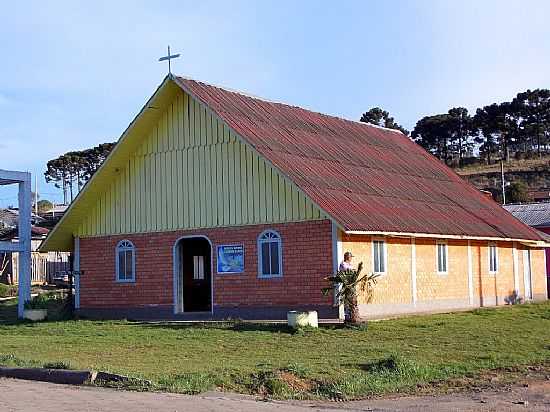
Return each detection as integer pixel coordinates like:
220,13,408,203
158,45,180,74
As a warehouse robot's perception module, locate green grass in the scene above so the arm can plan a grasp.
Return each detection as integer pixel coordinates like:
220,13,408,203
0,300,549,399
0,293,71,324
0,298,17,321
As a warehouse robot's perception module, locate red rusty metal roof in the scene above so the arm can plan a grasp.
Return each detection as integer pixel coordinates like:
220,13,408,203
175,77,542,241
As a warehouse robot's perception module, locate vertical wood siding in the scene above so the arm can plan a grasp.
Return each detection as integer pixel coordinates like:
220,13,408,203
77,90,326,237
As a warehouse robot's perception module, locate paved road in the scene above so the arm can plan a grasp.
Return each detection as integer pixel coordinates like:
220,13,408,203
1,377,548,411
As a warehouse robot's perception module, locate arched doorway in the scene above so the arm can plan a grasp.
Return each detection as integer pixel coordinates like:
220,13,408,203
174,236,212,313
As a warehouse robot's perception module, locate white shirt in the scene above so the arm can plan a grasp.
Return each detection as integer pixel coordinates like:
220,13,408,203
339,261,352,271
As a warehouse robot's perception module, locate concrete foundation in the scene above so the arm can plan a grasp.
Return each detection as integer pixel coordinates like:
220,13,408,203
76,304,338,321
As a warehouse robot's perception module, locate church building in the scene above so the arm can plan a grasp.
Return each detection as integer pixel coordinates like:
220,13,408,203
40,75,548,320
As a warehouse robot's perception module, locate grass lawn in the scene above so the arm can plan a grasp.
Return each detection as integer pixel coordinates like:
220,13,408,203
1,299,549,399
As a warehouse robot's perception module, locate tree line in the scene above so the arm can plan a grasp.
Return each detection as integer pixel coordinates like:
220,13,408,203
44,143,115,204
361,89,550,167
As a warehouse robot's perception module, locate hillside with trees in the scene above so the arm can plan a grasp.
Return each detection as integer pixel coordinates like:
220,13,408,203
362,88,550,204
410,89,550,168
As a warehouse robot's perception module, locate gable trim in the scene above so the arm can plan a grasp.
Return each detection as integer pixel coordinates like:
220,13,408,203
40,76,177,251
41,76,334,251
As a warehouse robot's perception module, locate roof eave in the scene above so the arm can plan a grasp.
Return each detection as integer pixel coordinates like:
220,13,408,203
344,230,547,247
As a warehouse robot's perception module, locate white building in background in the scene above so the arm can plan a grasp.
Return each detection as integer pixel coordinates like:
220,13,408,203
0,225,70,285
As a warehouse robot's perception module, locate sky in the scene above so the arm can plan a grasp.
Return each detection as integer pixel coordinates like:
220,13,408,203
1,0,549,207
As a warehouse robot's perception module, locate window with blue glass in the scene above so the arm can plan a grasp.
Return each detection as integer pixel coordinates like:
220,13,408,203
257,230,282,278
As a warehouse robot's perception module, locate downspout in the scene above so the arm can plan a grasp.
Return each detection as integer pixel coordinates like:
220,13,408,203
331,222,344,320
73,236,80,310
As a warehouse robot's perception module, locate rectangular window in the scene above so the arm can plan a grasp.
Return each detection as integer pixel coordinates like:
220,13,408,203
117,249,134,280
437,242,448,273
489,243,498,273
193,255,205,280
373,240,386,274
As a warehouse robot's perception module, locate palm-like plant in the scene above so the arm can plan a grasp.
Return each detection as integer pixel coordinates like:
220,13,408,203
322,262,380,324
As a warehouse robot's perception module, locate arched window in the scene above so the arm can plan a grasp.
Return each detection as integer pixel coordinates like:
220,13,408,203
116,240,135,282
258,230,282,278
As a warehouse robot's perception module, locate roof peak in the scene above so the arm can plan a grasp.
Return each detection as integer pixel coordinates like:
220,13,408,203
173,75,404,135
174,75,285,105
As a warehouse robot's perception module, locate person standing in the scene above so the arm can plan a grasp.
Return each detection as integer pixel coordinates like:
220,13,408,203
339,251,354,271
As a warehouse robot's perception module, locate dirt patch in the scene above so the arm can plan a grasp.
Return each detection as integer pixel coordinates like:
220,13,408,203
277,371,314,393
413,363,550,397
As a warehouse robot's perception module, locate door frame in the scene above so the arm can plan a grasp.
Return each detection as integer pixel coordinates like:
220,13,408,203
172,235,214,315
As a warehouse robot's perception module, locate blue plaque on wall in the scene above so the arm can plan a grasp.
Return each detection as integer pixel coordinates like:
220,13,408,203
217,244,245,274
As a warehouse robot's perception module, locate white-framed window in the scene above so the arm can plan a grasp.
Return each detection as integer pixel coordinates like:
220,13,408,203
258,230,282,278
436,241,448,274
372,239,387,274
116,240,135,282
488,243,498,274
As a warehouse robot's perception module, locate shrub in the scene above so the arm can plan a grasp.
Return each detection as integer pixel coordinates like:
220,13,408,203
43,361,72,370
24,294,51,310
0,283,17,298
322,262,380,324
0,354,31,367
158,372,217,394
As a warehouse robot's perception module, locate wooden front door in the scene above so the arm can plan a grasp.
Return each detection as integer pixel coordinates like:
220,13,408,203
179,237,212,312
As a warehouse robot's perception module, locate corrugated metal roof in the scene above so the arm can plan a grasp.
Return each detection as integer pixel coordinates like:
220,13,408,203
0,208,45,227
175,77,542,241
0,209,18,228
0,225,49,240
503,203,550,228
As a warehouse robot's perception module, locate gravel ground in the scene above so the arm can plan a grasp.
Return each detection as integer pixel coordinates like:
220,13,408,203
0,377,549,411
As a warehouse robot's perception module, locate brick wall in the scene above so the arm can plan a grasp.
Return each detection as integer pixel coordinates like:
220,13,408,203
340,233,547,318
471,241,516,305
78,220,546,319
341,234,412,305
79,219,334,311
415,239,470,302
